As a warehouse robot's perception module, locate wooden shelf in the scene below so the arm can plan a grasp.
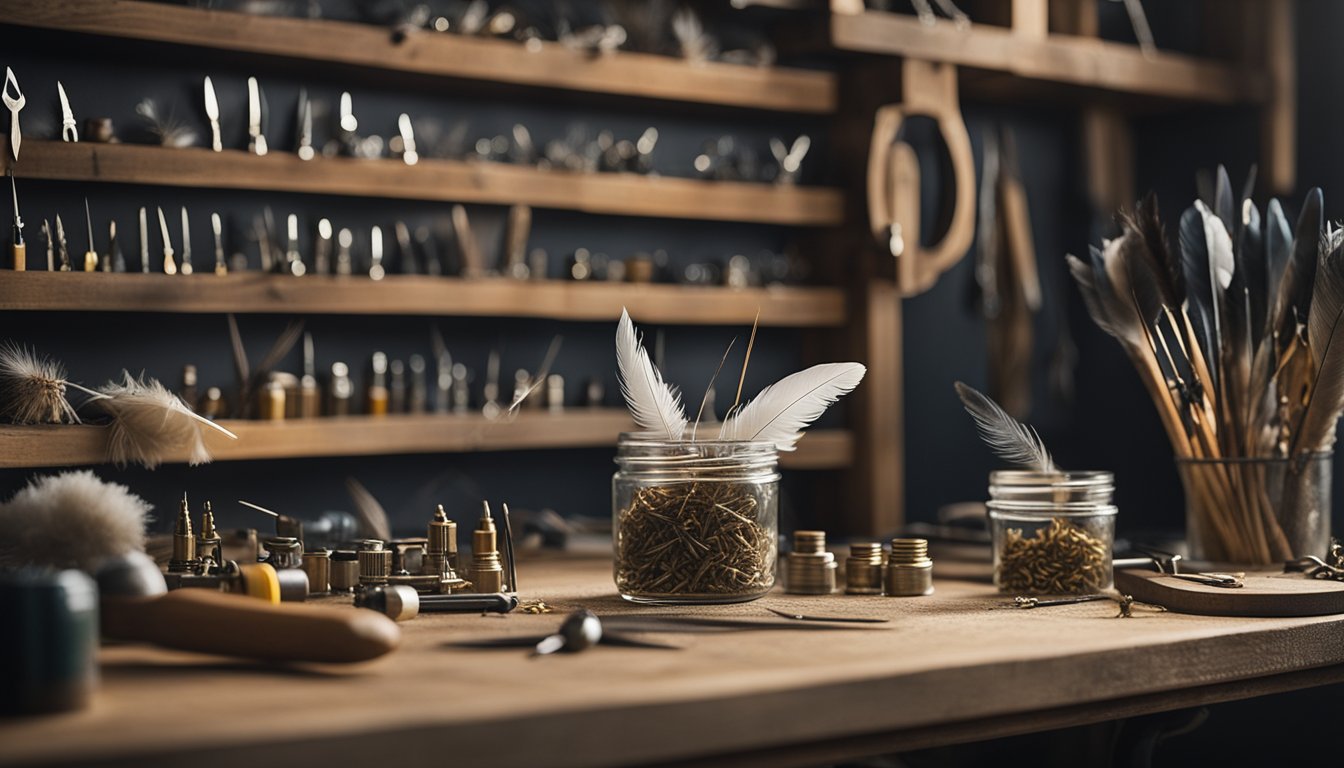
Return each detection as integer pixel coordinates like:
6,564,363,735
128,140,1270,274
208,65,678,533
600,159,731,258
0,0,837,114
0,272,846,327
4,140,843,227
0,412,852,470
824,9,1268,105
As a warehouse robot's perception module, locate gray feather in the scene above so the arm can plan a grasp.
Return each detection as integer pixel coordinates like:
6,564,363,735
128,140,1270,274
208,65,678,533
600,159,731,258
954,381,1056,471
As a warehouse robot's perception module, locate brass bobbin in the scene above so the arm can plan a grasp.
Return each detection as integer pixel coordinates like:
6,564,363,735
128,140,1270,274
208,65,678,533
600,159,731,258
845,542,886,595
884,537,933,597
786,530,836,595
329,550,360,592
357,540,392,586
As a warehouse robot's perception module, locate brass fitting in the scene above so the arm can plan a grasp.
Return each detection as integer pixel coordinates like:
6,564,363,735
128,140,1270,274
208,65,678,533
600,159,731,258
168,495,196,573
426,504,458,576
329,550,360,592
845,542,885,595
884,538,933,597
785,530,836,595
357,539,392,586
468,502,504,594
196,501,222,568
302,549,331,595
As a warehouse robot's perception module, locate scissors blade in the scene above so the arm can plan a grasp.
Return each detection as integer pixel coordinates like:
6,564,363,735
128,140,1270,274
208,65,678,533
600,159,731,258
3,67,24,161
57,81,77,142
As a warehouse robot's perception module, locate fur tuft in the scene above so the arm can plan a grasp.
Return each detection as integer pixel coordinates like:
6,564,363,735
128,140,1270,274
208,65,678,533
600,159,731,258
0,470,153,571
0,343,81,425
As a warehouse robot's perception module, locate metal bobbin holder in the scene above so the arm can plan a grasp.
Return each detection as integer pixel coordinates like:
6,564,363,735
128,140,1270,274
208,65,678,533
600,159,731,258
884,538,933,596
301,549,331,595
785,530,837,595
845,542,886,595
329,550,359,593
357,539,392,586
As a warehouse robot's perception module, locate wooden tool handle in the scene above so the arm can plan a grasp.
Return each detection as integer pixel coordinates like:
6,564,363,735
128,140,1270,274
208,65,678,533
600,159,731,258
102,589,400,664
10,242,24,271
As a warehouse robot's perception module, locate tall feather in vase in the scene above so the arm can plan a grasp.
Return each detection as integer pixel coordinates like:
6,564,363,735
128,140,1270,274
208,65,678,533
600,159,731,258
616,308,688,440
95,372,238,469
719,363,865,450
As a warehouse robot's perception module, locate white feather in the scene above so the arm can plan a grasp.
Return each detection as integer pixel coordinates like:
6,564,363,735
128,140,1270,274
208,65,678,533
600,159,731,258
1196,199,1235,290
719,363,865,450
616,309,688,440
96,372,238,469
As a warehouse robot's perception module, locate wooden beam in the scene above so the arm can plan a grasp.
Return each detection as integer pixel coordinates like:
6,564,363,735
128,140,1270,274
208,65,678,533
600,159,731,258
1012,0,1050,39
0,0,836,114
0,272,846,328
3,140,844,227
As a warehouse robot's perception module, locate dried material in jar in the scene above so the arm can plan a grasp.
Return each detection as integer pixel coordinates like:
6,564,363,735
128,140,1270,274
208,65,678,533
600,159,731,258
616,482,773,598
997,517,1109,594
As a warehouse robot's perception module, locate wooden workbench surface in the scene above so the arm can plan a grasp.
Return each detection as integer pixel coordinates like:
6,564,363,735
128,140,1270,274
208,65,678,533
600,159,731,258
5,556,1344,768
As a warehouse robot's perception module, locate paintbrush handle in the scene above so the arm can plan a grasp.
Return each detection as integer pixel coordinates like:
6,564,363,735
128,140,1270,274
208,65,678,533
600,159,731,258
102,589,400,664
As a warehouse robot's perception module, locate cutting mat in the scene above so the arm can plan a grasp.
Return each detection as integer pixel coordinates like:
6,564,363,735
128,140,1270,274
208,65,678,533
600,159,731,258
1115,568,1344,617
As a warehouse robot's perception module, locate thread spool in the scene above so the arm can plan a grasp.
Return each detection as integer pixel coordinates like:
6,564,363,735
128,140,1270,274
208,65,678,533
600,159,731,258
845,542,885,595
884,537,933,597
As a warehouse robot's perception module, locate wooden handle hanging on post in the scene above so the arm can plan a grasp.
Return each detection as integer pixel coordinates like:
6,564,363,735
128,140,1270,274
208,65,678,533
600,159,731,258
101,588,401,664
866,59,976,297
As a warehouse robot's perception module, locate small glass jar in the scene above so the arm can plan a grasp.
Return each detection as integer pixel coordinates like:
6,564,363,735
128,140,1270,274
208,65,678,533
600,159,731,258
987,471,1116,595
613,434,779,604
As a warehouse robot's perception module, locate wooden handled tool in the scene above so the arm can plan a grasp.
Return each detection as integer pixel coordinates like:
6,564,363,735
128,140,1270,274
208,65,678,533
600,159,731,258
101,588,400,664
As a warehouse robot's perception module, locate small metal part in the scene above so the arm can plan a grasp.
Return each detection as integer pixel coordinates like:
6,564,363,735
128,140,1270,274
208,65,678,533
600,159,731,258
394,220,417,275
8,170,23,271
1013,594,1111,609
884,538,934,597
301,549,331,595
845,542,886,595
262,536,303,570
299,332,319,418
54,215,70,271
469,501,504,594
138,207,149,273
195,501,222,567
762,608,889,624
357,539,391,585
84,117,114,143
369,225,385,280
260,376,285,420
329,361,353,416
585,376,605,407
178,206,192,275
367,352,389,415
203,76,221,152
330,550,359,592
389,359,406,413
3,67,25,161
482,349,501,419
408,354,427,414
314,218,332,275
57,81,77,142
211,212,226,275
156,206,177,275
534,609,602,656
785,531,837,595
426,504,459,577
284,213,304,276
199,387,224,419
419,592,518,613
451,363,470,413
169,495,196,573
180,364,199,407
247,76,267,156
397,113,418,165
296,88,314,161
335,227,353,276
354,584,419,621
108,220,124,272
546,374,565,412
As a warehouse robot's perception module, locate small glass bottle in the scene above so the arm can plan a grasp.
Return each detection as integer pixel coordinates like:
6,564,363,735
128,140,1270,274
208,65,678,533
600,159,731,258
987,471,1116,595
613,434,779,604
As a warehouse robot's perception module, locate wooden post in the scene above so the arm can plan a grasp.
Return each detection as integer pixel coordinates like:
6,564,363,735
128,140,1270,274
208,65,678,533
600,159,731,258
1262,0,1296,194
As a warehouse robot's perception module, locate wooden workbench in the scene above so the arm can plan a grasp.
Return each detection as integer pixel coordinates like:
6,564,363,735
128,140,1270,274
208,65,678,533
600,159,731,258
4,555,1344,767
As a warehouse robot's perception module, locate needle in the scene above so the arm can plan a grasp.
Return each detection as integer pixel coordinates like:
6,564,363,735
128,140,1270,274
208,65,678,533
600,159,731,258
238,499,280,517
763,607,890,624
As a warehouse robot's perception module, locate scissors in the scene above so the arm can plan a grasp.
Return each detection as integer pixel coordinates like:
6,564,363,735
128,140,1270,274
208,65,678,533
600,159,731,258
3,68,24,161
57,82,77,142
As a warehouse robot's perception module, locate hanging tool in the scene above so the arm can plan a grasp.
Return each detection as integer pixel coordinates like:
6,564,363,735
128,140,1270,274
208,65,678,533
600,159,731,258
108,220,124,272
3,68,24,161
211,212,226,275
8,170,23,271
138,207,149,273
57,82,77,142
81,199,97,271
203,76,222,152
247,77,267,156
54,215,71,271
179,207,193,275
296,88,313,161
867,60,975,296
156,206,177,275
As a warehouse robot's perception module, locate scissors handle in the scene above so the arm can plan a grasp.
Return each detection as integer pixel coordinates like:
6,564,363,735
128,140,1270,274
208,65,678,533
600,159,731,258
62,121,78,142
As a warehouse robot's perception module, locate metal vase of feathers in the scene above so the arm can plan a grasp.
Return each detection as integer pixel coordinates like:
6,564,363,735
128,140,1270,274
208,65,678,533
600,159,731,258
1176,454,1331,564
613,435,779,604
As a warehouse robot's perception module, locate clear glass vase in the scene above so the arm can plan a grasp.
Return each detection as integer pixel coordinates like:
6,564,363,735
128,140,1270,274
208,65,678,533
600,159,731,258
1176,453,1332,564
986,471,1117,595
613,434,779,604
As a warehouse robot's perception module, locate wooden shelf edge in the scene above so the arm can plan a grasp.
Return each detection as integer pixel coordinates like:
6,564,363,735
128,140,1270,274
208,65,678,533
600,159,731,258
0,272,846,327
0,415,852,470
828,11,1268,105
0,0,837,114
4,140,843,227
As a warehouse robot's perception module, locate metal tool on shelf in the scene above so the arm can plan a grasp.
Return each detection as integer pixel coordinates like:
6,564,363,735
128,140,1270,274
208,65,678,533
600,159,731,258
3,67,24,161
57,81,77,142
204,76,222,152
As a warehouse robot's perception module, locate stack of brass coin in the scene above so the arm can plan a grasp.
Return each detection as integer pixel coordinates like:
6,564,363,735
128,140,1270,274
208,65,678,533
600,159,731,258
845,542,886,595
785,530,837,595
884,537,933,596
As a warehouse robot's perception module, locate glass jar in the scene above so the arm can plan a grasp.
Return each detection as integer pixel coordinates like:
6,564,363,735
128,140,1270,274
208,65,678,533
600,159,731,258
986,471,1116,595
613,434,779,604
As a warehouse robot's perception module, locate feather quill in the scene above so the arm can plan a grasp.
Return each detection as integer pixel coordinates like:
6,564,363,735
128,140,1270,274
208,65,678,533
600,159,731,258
1268,188,1322,355
96,372,238,469
0,344,107,425
616,308,687,440
719,362,865,450
344,477,392,542
954,381,1055,471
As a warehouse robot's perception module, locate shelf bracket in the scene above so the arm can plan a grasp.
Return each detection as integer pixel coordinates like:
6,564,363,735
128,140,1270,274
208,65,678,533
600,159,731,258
866,59,976,297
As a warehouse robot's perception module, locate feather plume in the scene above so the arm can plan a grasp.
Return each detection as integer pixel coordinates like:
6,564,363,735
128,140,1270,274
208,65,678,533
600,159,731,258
616,308,687,440
0,470,152,571
954,381,1055,471
96,372,238,469
344,477,392,542
719,363,865,450
1213,165,1236,236
1268,188,1322,354
0,344,106,425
